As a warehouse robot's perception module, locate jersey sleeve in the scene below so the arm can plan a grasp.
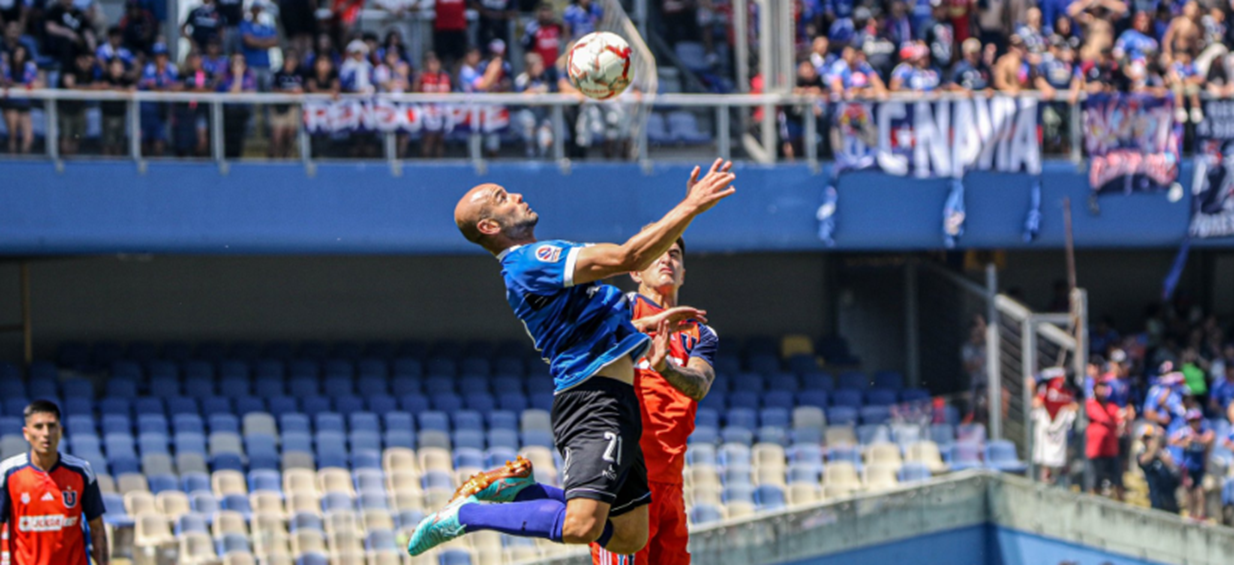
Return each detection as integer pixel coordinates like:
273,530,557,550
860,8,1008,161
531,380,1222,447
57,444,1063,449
688,324,719,367
0,471,9,524
81,467,105,522
507,240,588,294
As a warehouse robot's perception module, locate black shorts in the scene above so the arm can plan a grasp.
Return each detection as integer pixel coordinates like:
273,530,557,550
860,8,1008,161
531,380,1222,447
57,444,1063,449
1091,456,1123,489
552,377,650,517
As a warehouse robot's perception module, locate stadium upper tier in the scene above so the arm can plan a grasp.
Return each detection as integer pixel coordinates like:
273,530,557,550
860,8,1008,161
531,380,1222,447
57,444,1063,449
0,337,1028,564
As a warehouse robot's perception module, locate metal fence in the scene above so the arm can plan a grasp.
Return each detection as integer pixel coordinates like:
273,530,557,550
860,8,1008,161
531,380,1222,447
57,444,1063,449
0,90,1099,168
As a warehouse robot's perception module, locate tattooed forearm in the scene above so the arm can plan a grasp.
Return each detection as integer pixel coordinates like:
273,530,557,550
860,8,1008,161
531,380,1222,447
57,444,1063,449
658,360,714,402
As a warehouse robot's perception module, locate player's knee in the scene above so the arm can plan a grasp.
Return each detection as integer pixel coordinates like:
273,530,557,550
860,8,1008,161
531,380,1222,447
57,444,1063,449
604,527,648,555
561,513,606,545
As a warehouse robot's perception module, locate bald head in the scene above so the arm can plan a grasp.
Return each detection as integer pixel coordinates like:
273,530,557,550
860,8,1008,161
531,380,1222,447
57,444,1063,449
454,183,539,252
455,183,499,245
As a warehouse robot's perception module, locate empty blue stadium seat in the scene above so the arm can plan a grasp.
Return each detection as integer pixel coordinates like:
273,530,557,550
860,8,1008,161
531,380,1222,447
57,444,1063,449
439,548,473,565
787,462,822,484
417,430,451,451
748,355,781,376
686,444,717,467
282,433,312,454
787,355,819,375
452,411,484,432
838,372,870,391
148,473,178,494
722,483,755,503
755,484,786,510
418,412,450,433
346,412,379,434
899,462,932,482
929,424,956,445
957,423,987,444
799,372,839,389
64,398,93,418
99,414,128,436
762,391,794,410
139,433,169,455
873,371,904,390
98,398,130,418
400,395,430,415
383,430,414,450
174,432,207,454
165,397,198,417
321,492,353,513
249,469,281,493
827,445,862,467
366,395,398,416
300,396,331,417
278,413,309,434
791,427,823,445
831,390,862,409
105,379,138,399
234,396,265,416
175,513,208,535
856,425,890,445
721,427,754,445
322,376,353,397
727,392,760,411
352,450,382,471
67,415,96,436
798,390,829,409
365,528,398,552
827,407,858,426
249,452,279,471
900,388,931,403
109,455,140,475
985,440,1027,473
726,408,757,430
102,493,133,528
423,376,455,396
211,453,245,472
209,414,240,434
245,433,278,455
689,503,723,525
497,394,529,413
486,429,519,451
859,406,891,425
452,430,485,451
759,408,790,429
221,493,252,517
350,431,382,453
521,430,554,449
135,414,166,435
865,389,898,407
384,412,413,432
201,397,232,417
219,375,251,398
950,443,983,471
182,361,214,381
183,379,215,398
690,426,719,445
173,413,205,435
315,412,346,434
491,377,522,396
254,378,285,398
182,472,211,494
69,435,102,457
696,408,720,429
464,393,496,413
487,410,517,431
730,373,765,394
104,433,136,457
356,376,386,397
528,392,554,412
391,376,421,397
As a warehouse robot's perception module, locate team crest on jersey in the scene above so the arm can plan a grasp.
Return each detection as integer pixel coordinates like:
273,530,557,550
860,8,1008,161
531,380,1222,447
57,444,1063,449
20,492,29,504
62,487,77,509
535,245,562,263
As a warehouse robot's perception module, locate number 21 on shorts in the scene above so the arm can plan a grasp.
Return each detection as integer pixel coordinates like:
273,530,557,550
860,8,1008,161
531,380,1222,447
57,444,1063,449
603,431,622,465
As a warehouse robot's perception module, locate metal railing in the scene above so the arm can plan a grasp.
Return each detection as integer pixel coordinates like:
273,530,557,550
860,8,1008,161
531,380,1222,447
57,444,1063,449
0,89,1103,168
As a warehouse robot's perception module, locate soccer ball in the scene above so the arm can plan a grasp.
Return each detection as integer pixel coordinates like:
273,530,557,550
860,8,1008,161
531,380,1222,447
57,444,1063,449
567,32,633,100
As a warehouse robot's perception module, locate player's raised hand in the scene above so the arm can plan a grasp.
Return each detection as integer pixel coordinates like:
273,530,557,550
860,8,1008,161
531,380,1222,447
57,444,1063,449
684,158,736,214
646,318,674,373
634,306,707,332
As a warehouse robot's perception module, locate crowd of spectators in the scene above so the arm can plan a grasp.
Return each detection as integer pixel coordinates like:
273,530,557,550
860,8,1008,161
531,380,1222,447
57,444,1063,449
1021,291,1234,522
0,0,631,158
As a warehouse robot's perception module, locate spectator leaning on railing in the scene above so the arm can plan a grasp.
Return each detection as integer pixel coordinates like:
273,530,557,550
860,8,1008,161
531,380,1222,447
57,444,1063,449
1087,375,1125,501
1170,409,1214,521
99,57,135,156
1138,425,1181,514
1,42,40,155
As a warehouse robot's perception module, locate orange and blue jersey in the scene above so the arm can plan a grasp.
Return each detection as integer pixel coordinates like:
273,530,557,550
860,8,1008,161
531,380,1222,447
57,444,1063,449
499,240,650,392
629,294,718,485
0,453,105,565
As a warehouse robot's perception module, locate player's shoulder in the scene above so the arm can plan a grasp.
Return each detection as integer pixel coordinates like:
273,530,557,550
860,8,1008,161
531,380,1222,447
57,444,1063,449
506,240,577,264
0,453,29,476
58,453,97,483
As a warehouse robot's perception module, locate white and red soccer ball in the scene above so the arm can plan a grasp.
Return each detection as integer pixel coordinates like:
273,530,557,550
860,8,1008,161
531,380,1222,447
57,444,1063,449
567,32,634,100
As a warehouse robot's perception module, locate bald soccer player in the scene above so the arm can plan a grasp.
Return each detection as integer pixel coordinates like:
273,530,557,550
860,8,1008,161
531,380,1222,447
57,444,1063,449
405,159,735,558
593,235,718,565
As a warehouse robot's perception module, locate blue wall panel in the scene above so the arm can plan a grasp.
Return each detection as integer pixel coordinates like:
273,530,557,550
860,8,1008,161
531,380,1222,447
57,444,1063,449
0,159,1215,254
777,525,1168,565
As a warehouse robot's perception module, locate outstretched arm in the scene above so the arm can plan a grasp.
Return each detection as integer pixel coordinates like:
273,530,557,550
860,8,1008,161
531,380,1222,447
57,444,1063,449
89,517,109,565
571,159,735,286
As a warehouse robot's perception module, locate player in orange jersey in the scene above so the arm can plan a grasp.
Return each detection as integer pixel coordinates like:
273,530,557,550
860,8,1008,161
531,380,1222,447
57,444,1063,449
592,235,717,565
0,400,108,565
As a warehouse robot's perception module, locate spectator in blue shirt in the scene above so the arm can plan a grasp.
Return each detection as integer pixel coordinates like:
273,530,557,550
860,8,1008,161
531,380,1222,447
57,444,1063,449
139,43,178,156
181,0,222,52
948,37,991,91
1169,410,1213,520
826,42,887,98
889,42,941,92
885,1,913,49
809,36,835,77
1209,361,1234,421
240,0,278,91
1,43,41,155
96,26,135,69
562,0,602,41
514,52,558,158
1113,11,1159,65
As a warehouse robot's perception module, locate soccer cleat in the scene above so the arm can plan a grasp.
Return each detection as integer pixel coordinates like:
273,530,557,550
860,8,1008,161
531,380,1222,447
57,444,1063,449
449,455,535,503
407,494,474,556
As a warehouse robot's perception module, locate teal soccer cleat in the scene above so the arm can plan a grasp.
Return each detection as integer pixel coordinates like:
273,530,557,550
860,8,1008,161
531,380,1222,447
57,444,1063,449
407,495,475,556
449,455,536,504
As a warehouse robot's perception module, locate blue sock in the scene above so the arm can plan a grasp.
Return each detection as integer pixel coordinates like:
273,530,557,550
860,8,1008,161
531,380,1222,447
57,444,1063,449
458,499,567,542
513,483,566,503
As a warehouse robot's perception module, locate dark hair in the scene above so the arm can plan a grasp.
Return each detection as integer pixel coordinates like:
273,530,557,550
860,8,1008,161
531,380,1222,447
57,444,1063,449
23,400,61,423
